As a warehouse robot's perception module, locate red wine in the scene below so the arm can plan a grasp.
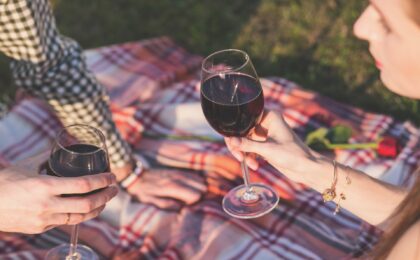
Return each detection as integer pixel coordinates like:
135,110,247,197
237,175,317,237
48,144,109,177
201,73,264,137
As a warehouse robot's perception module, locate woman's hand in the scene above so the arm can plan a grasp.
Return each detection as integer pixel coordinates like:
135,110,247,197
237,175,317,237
0,154,118,234
126,169,207,210
226,111,409,225
225,110,319,184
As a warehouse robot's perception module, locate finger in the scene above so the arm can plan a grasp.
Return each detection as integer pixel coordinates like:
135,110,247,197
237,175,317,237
149,180,203,205
225,137,244,161
245,156,259,171
232,150,244,161
68,205,106,225
232,138,270,158
50,205,106,226
141,195,183,210
175,173,207,192
47,172,117,195
54,186,118,213
253,110,291,139
268,111,295,138
250,124,268,142
175,178,207,194
263,110,287,128
229,138,268,168
156,169,207,192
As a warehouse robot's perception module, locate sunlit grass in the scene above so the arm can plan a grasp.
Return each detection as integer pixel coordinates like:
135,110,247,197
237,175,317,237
0,0,417,123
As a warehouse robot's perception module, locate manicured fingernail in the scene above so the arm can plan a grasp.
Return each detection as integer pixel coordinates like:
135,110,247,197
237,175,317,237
248,161,258,171
233,151,243,161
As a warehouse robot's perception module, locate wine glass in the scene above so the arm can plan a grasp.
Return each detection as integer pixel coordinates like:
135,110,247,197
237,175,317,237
45,124,110,260
200,49,279,219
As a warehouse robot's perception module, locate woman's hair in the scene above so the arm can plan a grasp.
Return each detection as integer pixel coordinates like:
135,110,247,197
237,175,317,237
373,0,420,258
372,172,420,259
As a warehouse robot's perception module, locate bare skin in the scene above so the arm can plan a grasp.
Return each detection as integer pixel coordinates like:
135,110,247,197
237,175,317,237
225,111,406,225
0,153,118,234
113,164,206,210
227,0,420,257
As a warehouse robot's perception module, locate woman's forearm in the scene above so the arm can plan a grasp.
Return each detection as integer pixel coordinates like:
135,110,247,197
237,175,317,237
302,157,407,226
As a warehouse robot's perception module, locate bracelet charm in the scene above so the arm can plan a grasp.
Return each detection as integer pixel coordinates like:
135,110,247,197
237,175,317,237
322,160,338,202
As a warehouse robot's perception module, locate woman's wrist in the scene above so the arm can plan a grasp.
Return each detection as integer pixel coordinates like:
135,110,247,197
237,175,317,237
300,156,335,193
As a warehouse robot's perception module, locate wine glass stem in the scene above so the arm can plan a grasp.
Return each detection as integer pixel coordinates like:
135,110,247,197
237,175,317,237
67,224,80,259
241,153,257,201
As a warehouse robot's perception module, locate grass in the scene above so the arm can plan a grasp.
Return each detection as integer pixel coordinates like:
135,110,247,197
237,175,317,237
0,0,418,124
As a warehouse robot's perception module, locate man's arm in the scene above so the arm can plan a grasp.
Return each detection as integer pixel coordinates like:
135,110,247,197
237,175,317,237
0,0,132,175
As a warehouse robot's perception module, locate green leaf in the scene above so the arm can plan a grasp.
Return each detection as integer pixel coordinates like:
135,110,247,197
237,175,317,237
305,127,330,150
327,125,352,144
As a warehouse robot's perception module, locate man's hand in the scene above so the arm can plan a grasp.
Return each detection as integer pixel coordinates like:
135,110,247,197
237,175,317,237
126,169,207,210
0,154,118,234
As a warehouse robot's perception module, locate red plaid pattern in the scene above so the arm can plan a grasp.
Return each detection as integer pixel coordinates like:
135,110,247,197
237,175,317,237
0,37,419,259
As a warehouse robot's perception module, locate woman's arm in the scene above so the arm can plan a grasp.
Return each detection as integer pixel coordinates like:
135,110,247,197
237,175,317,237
303,157,407,225
226,110,408,225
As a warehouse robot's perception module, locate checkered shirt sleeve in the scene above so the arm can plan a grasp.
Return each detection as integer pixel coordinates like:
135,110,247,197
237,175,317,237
0,0,132,167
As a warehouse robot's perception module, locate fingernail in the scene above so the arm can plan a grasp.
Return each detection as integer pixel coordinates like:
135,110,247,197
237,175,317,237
248,161,258,171
231,137,241,146
233,151,243,161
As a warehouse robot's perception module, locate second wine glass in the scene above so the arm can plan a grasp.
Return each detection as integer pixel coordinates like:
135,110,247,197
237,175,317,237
200,49,279,219
45,124,110,260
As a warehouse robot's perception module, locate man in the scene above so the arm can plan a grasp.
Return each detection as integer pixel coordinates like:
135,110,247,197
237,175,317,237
0,0,205,234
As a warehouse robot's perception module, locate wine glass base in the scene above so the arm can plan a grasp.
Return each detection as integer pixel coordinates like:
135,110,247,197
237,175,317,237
222,183,279,219
45,244,99,260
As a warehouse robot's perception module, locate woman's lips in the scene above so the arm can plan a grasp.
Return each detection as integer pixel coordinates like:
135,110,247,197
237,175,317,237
375,60,383,69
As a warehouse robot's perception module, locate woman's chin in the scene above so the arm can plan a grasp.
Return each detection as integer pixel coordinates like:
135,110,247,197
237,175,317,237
380,73,420,99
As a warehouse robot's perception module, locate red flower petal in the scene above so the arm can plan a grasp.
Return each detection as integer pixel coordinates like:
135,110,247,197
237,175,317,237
377,136,400,158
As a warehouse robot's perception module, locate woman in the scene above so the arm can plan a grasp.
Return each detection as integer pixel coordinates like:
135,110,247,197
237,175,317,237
226,0,420,259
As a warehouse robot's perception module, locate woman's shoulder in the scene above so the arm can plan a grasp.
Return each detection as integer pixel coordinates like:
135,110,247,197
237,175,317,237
387,219,420,259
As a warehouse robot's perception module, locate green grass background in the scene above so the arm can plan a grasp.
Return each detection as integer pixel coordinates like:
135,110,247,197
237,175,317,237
0,0,418,123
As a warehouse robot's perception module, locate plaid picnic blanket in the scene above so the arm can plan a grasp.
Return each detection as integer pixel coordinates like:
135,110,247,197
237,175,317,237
0,37,419,260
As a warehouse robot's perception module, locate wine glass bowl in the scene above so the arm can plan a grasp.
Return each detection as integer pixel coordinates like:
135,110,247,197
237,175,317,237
200,49,279,219
200,72,264,137
48,125,109,178
45,124,109,260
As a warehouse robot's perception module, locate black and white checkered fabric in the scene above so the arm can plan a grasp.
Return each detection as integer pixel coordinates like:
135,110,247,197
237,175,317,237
0,0,132,167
